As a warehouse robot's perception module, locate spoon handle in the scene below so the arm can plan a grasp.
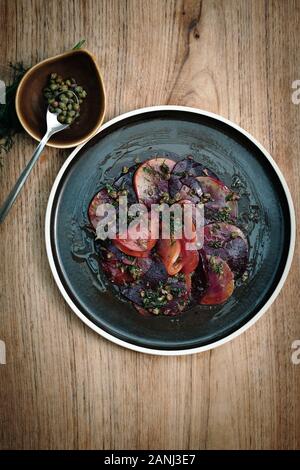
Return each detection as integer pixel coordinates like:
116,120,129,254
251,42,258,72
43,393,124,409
0,132,50,224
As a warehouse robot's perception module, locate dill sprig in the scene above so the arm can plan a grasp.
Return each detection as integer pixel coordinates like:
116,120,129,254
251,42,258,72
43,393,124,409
0,62,28,162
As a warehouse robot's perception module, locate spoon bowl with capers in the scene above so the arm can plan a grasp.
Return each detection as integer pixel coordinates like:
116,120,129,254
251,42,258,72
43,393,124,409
0,97,73,223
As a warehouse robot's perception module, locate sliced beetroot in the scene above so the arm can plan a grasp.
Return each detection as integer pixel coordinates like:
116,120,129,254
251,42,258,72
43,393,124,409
203,223,248,277
169,175,202,203
157,239,183,276
197,176,238,222
199,255,234,305
191,249,209,299
101,259,133,285
133,157,176,207
113,212,157,257
88,188,113,229
90,154,248,314
181,243,199,275
134,304,152,316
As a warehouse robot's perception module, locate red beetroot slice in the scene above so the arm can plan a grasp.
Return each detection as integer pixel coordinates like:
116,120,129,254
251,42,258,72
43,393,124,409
181,243,200,274
88,188,113,229
133,157,176,207
203,222,248,277
101,259,133,285
197,176,238,222
113,165,138,203
191,249,209,299
199,255,234,305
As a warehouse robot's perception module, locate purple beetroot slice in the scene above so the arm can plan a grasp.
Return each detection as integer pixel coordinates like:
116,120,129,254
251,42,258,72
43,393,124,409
141,255,168,286
203,222,248,277
196,176,238,223
88,188,114,229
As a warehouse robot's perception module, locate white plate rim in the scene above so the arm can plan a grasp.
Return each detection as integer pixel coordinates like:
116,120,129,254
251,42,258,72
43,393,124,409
45,105,296,356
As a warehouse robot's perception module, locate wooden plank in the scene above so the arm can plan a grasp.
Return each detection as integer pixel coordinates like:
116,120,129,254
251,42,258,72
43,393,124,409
0,0,299,449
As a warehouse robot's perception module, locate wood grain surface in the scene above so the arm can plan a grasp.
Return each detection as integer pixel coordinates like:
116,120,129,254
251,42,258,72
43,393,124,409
0,0,299,450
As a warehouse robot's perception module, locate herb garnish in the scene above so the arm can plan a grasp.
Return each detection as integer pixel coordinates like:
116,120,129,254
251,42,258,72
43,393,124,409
208,240,223,249
0,62,28,162
105,183,117,198
209,256,224,275
215,206,232,222
225,191,240,202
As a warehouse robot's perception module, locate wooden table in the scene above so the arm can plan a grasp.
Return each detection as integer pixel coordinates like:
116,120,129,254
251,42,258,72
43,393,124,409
0,0,299,450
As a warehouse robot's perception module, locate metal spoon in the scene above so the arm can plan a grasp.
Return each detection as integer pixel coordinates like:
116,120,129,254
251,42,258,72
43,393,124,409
0,96,76,223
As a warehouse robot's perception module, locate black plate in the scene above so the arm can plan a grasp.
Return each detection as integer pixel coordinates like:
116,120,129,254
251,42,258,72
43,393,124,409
46,107,294,353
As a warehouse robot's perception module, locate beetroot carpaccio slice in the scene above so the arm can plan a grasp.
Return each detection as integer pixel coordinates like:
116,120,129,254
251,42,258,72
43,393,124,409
168,156,218,203
133,157,176,207
203,222,248,277
101,259,133,285
169,157,203,202
88,188,113,229
114,165,138,203
199,255,234,305
197,176,238,223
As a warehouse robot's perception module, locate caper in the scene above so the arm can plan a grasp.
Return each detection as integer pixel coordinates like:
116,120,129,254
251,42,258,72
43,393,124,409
60,85,68,92
68,110,76,117
59,102,67,110
48,97,55,104
48,106,55,112
53,101,59,108
73,103,80,111
58,115,66,123
50,84,58,91
65,79,71,86
67,91,74,98
75,86,83,93
67,104,73,111
60,94,68,103
79,98,83,104
66,117,72,125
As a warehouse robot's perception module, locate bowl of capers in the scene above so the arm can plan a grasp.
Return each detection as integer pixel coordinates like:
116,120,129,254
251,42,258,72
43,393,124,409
15,49,106,148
